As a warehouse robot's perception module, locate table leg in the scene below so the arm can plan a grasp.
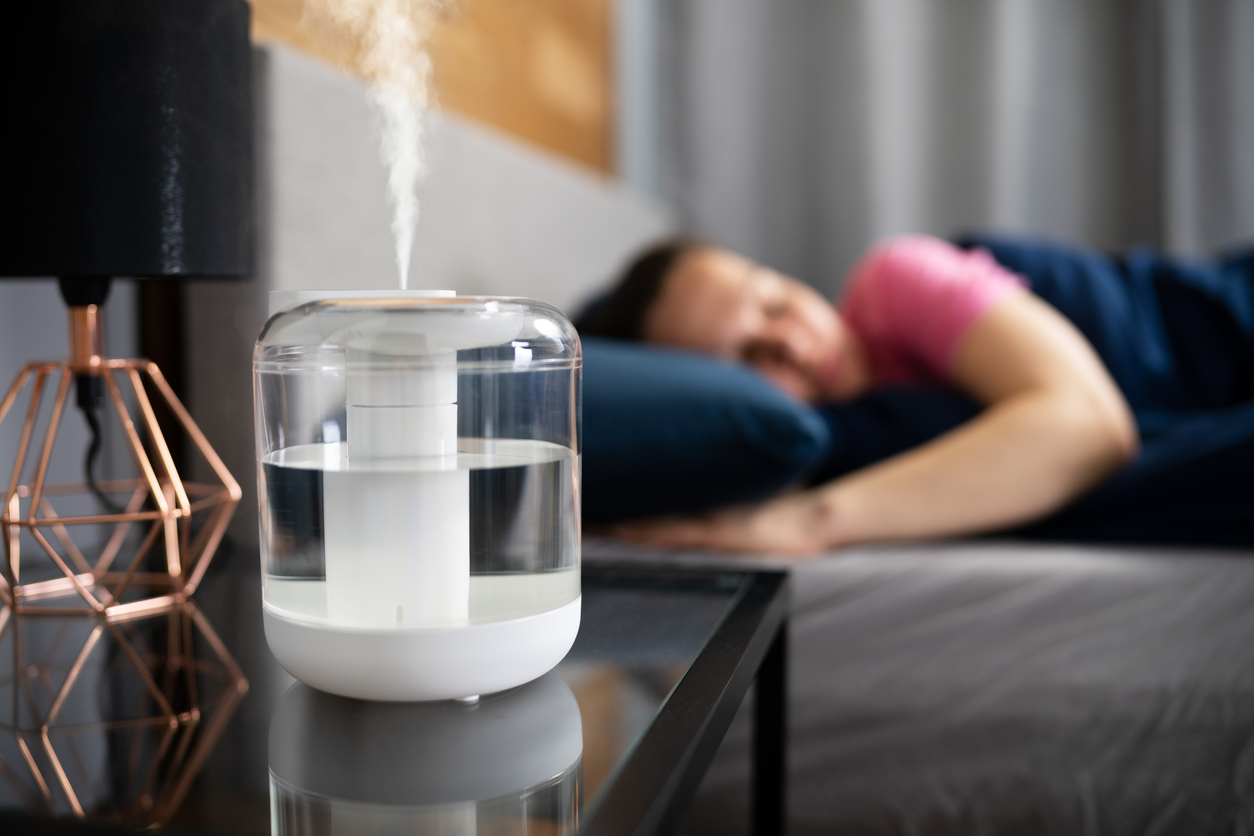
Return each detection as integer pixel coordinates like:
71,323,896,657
753,622,787,836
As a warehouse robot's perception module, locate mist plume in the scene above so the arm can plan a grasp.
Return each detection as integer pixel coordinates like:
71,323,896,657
309,0,444,289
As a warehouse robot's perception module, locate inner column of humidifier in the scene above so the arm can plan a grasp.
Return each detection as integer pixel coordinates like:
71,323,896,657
322,344,470,628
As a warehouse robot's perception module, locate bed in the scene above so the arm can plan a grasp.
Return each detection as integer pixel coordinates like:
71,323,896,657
584,537,1254,835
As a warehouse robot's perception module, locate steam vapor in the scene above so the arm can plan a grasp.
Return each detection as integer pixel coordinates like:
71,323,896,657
310,0,442,289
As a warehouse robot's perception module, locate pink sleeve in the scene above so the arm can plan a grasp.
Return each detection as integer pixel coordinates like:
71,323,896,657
839,235,1027,383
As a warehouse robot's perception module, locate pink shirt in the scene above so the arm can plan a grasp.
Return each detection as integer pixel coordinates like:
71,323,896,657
838,235,1027,385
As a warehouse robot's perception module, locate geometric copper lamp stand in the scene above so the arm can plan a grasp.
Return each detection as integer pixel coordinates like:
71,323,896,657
0,299,240,619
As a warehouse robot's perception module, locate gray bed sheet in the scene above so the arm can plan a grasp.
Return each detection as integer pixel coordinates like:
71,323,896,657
583,538,1254,835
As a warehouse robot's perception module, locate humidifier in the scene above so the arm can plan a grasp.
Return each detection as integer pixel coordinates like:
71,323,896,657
253,292,581,701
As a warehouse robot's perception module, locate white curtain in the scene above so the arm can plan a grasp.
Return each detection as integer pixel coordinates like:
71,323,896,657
622,0,1254,296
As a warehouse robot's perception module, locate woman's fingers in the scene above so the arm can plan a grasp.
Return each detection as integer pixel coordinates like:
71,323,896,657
609,497,831,557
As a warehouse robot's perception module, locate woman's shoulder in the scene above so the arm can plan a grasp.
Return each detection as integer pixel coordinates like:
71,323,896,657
842,235,962,312
840,234,1029,379
846,234,1024,299
852,235,969,282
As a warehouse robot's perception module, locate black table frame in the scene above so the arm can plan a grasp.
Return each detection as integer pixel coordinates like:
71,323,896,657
578,564,790,836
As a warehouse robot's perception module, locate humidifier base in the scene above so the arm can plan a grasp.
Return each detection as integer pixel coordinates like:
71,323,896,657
263,596,581,702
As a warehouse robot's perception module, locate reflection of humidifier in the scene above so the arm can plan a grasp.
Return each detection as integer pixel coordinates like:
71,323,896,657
269,673,583,834
254,292,581,700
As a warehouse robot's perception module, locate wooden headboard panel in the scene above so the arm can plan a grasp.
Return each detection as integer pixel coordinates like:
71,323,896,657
251,0,613,174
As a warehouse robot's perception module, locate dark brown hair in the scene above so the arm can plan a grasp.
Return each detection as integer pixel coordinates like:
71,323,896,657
576,239,702,340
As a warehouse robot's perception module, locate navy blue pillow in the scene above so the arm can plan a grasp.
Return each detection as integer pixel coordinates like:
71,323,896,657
810,387,982,484
581,337,831,523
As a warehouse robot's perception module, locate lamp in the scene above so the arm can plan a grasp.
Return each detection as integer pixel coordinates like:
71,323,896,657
0,0,252,616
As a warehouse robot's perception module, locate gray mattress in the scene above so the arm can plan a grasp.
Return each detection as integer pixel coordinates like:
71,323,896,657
583,538,1254,835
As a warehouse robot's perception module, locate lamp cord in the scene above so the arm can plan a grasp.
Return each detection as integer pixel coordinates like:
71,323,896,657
77,376,125,515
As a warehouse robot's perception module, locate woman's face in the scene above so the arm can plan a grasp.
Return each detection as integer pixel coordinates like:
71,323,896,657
643,247,870,402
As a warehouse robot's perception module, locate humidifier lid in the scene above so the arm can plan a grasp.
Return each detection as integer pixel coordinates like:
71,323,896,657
268,289,455,318
256,294,581,371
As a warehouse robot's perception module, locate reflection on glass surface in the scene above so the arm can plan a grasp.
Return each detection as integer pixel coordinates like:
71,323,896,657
0,600,247,825
556,574,744,812
268,673,583,835
0,562,748,834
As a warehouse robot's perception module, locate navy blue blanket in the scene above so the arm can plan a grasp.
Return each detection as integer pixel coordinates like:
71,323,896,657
813,233,1254,546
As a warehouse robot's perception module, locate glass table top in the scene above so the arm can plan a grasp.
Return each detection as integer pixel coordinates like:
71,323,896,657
0,544,748,834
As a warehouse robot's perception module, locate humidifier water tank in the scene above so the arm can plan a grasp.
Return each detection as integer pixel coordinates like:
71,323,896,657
254,293,581,701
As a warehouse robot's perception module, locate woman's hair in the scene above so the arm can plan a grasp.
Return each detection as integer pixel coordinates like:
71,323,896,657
576,238,702,339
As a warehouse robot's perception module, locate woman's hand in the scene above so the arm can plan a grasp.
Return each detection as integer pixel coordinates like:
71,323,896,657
609,490,840,557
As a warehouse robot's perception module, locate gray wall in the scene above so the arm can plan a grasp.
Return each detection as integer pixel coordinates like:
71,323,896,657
187,43,674,547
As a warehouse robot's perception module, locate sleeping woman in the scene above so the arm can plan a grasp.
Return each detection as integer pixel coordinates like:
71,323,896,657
577,235,1141,555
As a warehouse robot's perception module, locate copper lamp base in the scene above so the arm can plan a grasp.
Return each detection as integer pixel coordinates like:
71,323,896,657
0,353,240,618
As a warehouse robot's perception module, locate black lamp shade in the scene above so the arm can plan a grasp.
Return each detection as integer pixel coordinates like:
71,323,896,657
0,0,253,280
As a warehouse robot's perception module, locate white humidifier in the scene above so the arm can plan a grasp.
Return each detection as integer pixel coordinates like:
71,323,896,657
253,292,581,701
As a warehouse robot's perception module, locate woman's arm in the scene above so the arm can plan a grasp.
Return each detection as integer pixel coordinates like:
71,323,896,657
613,293,1138,555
